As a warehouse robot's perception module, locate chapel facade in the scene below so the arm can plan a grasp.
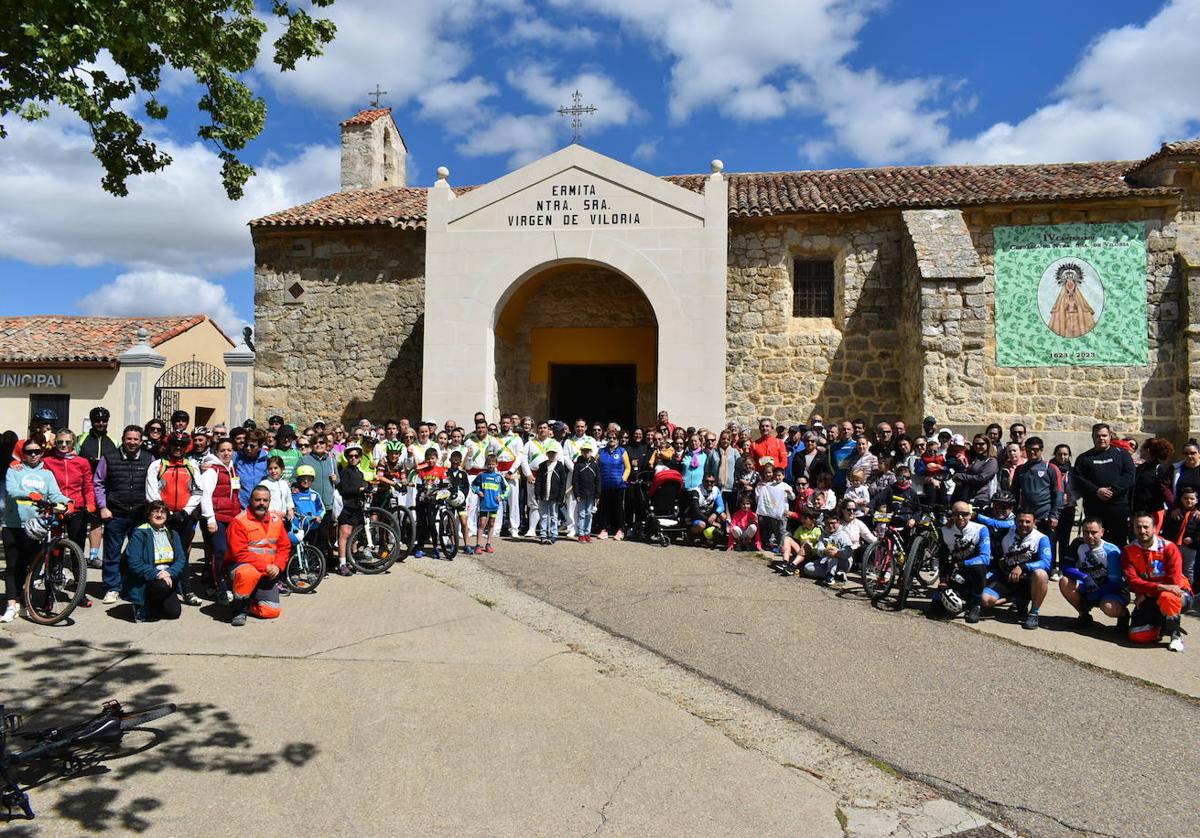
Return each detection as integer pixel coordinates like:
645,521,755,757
251,108,1200,443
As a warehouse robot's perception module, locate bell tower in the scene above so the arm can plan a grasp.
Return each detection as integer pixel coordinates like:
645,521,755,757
339,108,407,190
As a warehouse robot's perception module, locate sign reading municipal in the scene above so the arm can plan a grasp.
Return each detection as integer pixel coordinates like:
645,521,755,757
994,222,1148,368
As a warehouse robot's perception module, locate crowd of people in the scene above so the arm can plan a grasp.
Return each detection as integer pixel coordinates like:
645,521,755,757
0,405,1194,650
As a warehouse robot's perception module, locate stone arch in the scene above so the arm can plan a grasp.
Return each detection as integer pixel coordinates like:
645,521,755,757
493,260,659,425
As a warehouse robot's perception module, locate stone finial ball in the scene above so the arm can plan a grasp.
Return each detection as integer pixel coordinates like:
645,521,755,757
710,159,724,173
436,166,450,179
136,327,150,340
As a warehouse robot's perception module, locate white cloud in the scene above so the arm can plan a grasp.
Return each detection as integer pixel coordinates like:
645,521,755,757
505,17,599,47
253,0,517,114
77,270,246,336
557,0,950,164
0,110,338,276
455,64,642,166
417,76,500,133
939,0,1200,163
632,138,659,162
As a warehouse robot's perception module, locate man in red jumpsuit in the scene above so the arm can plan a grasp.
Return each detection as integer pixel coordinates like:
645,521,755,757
1123,511,1193,651
225,485,290,627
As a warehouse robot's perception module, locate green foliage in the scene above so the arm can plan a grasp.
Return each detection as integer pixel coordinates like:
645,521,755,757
0,0,337,199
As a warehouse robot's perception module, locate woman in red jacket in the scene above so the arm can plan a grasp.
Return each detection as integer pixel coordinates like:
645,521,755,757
44,429,95,549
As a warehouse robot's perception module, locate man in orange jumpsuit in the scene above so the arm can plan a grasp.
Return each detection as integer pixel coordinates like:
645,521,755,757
225,485,290,626
1123,511,1193,651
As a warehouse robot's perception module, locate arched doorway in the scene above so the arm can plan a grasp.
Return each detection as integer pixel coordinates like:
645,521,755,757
493,262,657,427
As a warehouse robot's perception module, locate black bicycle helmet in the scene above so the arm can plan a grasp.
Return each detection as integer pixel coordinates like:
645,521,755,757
990,490,1016,507
89,406,110,422
31,407,57,423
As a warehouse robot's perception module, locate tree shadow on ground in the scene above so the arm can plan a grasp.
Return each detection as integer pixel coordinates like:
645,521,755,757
0,635,318,832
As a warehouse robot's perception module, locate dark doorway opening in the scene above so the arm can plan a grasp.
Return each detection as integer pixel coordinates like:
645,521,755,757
550,364,637,429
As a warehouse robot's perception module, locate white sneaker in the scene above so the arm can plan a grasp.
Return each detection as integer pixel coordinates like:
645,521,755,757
0,604,17,623
521,530,536,539
102,590,120,605
598,530,609,540
1169,631,1185,653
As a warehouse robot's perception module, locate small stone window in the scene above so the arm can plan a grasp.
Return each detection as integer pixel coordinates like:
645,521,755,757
792,259,835,318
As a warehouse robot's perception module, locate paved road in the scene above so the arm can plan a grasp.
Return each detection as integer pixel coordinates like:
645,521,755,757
0,564,842,837
476,538,1200,838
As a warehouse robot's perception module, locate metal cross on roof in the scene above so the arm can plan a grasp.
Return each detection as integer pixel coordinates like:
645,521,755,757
368,84,388,108
558,90,597,144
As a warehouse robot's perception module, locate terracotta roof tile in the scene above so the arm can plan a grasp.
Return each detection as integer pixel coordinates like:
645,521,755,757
340,108,392,127
1125,139,1200,176
250,186,476,230
0,315,218,365
250,160,1178,231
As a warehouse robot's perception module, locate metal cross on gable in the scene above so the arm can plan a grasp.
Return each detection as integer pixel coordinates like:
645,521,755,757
368,84,388,108
558,90,597,144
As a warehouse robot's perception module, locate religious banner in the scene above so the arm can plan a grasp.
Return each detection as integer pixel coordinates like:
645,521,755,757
994,222,1147,367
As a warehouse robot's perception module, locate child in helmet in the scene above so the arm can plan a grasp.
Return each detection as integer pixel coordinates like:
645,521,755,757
290,465,326,544
471,454,508,554
445,450,471,554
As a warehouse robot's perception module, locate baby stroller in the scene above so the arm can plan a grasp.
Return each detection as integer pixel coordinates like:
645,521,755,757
634,468,691,547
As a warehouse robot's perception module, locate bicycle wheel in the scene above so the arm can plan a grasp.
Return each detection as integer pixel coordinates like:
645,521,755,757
436,508,458,559
368,506,404,563
913,535,941,589
23,538,87,625
393,507,417,562
285,543,326,593
120,703,178,730
897,536,923,610
347,521,398,574
860,538,895,601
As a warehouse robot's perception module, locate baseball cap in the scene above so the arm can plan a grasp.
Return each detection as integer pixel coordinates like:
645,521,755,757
923,416,937,424
937,428,953,439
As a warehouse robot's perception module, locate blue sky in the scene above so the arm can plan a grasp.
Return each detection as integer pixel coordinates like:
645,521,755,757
1,0,1197,335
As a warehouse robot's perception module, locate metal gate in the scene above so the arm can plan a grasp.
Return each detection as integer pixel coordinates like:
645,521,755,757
154,359,226,421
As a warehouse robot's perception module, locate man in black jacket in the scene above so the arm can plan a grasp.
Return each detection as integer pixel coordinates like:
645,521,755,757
93,426,154,604
1073,423,1135,546
77,406,118,568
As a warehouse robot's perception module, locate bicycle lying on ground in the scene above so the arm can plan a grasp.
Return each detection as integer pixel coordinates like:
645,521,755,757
21,497,88,626
1,700,176,820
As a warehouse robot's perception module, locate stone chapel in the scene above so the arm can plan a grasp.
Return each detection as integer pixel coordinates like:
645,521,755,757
251,108,1200,442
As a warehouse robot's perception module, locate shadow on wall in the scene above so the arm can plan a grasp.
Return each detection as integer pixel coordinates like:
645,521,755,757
812,257,903,423
343,313,424,424
0,636,318,834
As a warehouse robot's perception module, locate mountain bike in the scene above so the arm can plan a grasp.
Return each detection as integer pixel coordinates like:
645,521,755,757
900,505,946,600
861,510,908,602
375,485,417,561
414,482,459,559
284,513,326,593
346,499,401,574
1,700,176,820
21,499,88,626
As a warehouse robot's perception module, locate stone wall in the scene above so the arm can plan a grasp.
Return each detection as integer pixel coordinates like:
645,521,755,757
495,267,656,421
252,229,425,424
964,204,1183,438
726,215,905,426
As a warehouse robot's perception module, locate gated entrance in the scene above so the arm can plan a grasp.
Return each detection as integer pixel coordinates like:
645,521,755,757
154,359,226,423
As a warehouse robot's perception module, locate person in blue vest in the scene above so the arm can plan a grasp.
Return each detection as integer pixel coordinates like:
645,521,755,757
597,430,632,540
234,429,269,508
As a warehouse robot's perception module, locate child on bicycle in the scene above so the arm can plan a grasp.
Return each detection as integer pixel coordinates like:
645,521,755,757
471,453,507,554
290,465,326,544
413,447,448,559
446,450,471,554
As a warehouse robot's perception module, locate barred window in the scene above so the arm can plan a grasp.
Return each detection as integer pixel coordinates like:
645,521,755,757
792,259,835,318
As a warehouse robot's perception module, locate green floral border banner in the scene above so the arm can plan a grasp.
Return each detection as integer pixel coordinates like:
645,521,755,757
994,222,1147,367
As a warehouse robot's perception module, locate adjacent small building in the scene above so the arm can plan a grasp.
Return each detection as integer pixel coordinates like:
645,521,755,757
0,315,254,433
